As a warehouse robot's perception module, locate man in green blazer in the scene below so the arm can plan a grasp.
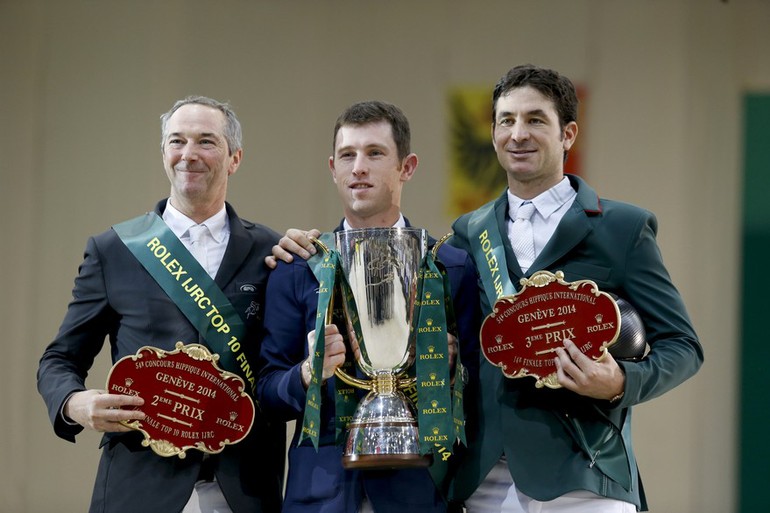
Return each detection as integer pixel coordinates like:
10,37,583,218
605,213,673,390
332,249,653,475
447,65,703,512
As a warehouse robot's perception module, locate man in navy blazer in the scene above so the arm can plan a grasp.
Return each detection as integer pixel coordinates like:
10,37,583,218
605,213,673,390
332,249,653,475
258,101,480,513
447,65,704,512
37,96,284,513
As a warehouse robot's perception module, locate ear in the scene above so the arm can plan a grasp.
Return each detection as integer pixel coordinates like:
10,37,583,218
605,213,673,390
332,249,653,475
562,121,578,152
399,153,418,183
227,148,243,176
328,156,338,183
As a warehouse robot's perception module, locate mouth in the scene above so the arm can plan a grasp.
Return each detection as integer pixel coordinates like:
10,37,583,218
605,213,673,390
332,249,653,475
349,182,373,190
507,147,536,157
175,165,206,174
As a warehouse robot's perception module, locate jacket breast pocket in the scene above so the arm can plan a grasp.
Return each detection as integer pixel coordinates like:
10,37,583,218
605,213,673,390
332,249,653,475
229,282,267,329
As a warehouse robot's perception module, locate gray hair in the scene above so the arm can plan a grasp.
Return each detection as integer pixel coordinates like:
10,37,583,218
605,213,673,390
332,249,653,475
160,96,242,155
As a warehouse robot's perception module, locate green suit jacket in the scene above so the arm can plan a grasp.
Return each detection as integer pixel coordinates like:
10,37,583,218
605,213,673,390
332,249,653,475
448,175,703,510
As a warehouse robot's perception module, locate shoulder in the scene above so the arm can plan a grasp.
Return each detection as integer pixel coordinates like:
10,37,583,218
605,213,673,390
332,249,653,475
240,218,282,246
451,193,507,242
435,240,472,269
595,198,656,233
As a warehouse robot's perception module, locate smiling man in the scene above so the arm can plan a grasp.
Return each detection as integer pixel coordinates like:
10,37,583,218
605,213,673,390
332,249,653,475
37,96,284,513
257,100,480,513
447,64,703,512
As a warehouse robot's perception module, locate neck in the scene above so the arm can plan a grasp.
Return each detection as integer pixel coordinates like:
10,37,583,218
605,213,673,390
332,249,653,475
507,173,564,200
168,196,225,224
344,210,401,229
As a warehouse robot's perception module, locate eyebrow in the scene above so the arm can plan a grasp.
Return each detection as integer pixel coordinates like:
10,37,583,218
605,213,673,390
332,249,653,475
167,131,221,140
336,143,388,154
497,109,549,119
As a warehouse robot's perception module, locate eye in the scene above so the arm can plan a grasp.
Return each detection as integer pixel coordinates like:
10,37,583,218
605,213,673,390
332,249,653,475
497,118,513,127
529,118,545,125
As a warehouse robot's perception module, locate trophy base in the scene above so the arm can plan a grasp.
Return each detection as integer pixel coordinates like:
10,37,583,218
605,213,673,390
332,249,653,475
341,390,430,470
342,453,432,470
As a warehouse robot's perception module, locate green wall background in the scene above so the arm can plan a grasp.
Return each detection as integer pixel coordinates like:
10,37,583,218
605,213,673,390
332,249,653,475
740,94,770,512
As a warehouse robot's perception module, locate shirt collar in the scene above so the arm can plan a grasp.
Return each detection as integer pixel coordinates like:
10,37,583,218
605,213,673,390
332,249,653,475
507,176,576,220
162,202,229,243
343,213,406,231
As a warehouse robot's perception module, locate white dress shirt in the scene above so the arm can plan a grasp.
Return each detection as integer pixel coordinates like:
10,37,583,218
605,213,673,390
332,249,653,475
506,176,577,265
163,202,230,279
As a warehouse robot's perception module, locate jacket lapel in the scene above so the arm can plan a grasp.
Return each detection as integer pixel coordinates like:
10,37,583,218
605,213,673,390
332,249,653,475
216,203,250,288
532,175,601,271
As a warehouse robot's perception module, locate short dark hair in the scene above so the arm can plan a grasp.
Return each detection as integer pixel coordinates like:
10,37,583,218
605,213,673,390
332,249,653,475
160,95,242,155
492,65,578,129
332,101,411,160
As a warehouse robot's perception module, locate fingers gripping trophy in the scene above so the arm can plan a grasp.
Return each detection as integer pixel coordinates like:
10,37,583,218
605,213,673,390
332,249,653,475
300,227,464,469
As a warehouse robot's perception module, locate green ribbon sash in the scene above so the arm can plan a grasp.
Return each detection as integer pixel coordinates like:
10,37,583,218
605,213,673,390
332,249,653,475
112,212,257,394
468,201,516,307
414,251,465,457
299,233,345,449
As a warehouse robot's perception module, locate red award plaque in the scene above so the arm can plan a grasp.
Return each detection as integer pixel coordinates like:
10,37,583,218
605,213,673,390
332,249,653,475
106,342,255,458
480,270,620,389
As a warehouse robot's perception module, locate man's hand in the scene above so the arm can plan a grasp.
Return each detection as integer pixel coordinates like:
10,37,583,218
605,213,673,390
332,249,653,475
265,228,321,269
447,333,459,384
301,324,346,388
554,339,625,401
64,389,145,432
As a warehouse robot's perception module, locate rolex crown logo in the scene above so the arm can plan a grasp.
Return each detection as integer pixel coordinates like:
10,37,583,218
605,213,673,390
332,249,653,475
595,314,603,323
309,420,315,429
495,334,503,344
430,372,437,380
124,378,133,387
319,280,324,288
426,318,433,326
428,345,435,353
432,426,440,435
431,400,438,408
229,411,238,421
425,291,432,299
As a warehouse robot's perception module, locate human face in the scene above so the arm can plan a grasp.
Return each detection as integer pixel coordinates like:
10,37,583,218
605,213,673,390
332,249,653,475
492,86,577,198
329,121,417,228
162,104,241,215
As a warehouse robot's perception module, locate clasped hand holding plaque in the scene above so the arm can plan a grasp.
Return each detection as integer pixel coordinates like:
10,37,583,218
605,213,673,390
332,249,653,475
106,342,255,458
480,270,621,389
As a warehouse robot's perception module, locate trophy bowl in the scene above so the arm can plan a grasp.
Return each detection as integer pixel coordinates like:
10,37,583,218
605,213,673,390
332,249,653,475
334,227,430,469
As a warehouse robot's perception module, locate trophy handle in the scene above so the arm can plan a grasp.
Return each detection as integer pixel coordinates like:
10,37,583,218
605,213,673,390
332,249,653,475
334,368,373,390
397,376,416,390
431,232,453,259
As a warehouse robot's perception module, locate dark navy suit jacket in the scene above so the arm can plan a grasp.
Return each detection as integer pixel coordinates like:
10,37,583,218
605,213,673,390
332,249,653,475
37,200,285,513
257,220,480,513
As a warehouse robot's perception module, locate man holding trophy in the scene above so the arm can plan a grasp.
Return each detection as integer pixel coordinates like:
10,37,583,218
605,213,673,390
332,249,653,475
258,101,480,513
37,96,285,513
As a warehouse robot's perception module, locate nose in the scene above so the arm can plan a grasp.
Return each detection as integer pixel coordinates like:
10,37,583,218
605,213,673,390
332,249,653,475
352,155,368,176
181,142,198,161
510,123,530,142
